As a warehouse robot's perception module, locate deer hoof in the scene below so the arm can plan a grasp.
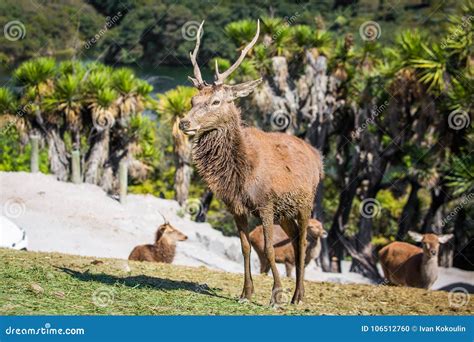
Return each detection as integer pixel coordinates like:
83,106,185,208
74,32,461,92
291,293,304,305
238,297,250,304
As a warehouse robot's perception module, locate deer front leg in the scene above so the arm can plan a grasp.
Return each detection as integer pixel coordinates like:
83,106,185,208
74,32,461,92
234,214,254,302
292,212,309,304
261,209,283,306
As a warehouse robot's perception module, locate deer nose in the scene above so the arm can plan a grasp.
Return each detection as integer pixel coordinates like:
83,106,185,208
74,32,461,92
179,119,190,131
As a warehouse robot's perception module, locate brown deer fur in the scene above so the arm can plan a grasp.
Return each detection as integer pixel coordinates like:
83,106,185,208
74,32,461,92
378,232,453,289
128,222,188,263
179,20,323,305
250,219,326,277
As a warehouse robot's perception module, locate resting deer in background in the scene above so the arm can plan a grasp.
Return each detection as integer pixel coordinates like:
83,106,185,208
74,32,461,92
378,231,453,289
179,21,323,305
250,219,327,277
128,213,188,263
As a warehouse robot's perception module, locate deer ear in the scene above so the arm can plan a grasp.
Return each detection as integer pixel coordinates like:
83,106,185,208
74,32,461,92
438,234,453,244
229,78,262,100
408,231,423,242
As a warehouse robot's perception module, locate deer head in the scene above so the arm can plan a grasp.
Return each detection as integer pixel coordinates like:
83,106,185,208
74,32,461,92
408,232,453,258
179,20,262,136
155,214,188,243
307,219,328,241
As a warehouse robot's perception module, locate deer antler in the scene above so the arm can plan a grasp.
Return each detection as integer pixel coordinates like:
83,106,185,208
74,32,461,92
188,21,206,88
214,20,260,85
157,210,169,225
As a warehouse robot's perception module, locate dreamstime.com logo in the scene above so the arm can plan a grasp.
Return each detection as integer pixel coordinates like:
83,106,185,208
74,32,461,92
448,287,470,308
270,109,291,131
4,323,85,336
4,20,26,41
448,109,470,130
271,287,291,306
181,21,204,42
359,21,381,41
92,287,115,308
2,198,26,219
359,198,381,218
183,198,203,217
83,12,123,50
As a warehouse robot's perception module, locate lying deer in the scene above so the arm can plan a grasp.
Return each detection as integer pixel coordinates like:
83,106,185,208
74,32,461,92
378,231,453,289
250,219,327,277
128,214,188,263
179,21,323,305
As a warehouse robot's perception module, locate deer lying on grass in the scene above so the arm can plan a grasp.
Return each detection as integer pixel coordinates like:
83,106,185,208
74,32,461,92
378,231,453,289
128,214,188,263
179,21,323,305
250,219,326,277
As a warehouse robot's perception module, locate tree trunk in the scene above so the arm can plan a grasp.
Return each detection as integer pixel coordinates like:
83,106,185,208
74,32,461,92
396,180,421,240
47,129,69,181
453,208,473,270
327,128,363,273
349,144,388,280
84,129,110,185
172,119,192,206
421,184,449,233
175,163,192,205
195,189,214,223
318,236,331,272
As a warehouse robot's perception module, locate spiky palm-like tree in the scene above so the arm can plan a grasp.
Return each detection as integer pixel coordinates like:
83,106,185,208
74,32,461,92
158,86,197,205
44,73,83,148
13,57,70,180
0,87,23,137
83,69,119,185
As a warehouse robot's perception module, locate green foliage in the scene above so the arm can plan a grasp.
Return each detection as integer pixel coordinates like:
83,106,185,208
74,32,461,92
129,114,158,165
95,88,118,108
0,0,104,66
446,153,474,196
225,20,258,47
0,87,17,114
13,57,56,88
112,68,136,94
44,74,83,111
157,86,197,120
410,43,448,92
0,128,48,173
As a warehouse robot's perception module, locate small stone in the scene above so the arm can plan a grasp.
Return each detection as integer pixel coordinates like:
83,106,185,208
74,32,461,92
53,291,65,299
30,283,44,294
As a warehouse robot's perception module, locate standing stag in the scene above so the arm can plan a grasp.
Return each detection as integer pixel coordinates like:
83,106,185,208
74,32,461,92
179,21,323,305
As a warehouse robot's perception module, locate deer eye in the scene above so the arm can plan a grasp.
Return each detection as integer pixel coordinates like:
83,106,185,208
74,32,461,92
211,99,221,106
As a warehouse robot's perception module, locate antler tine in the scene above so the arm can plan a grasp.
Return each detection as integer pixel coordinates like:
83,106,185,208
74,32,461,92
188,20,205,88
157,210,169,225
214,19,260,85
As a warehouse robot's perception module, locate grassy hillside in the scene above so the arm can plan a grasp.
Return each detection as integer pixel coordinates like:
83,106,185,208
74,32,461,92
0,249,472,315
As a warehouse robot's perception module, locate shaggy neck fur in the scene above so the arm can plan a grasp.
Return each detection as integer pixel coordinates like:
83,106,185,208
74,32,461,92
192,107,253,215
420,254,438,288
154,236,176,264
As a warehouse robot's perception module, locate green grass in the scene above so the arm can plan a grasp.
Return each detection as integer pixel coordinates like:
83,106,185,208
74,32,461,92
0,248,472,315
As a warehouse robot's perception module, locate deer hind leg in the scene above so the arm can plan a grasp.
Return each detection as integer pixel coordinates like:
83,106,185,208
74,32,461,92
281,217,305,304
280,218,298,278
261,208,283,306
260,259,270,275
292,210,310,304
234,214,254,302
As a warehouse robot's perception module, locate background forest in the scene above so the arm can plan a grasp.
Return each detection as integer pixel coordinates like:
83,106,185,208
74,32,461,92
0,0,472,280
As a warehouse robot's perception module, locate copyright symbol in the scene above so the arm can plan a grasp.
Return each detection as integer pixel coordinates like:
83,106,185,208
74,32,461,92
411,325,418,332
